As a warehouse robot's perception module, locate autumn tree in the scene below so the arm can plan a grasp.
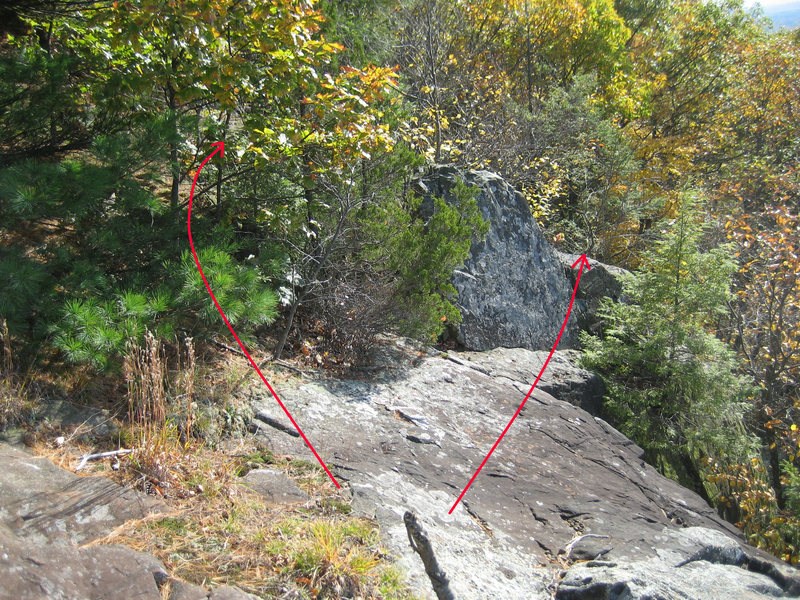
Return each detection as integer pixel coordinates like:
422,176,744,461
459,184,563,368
704,208,800,562
615,1,762,241
724,207,800,504
394,0,633,163
703,32,800,214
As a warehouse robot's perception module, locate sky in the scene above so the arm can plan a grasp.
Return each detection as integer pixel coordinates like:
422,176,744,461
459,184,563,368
744,0,800,7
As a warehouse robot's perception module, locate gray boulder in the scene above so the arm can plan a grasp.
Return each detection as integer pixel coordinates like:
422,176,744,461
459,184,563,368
416,166,578,351
556,251,628,336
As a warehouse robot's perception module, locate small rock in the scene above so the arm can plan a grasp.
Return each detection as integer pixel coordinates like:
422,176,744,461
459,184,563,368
209,585,262,600
240,468,309,504
566,535,613,562
168,579,210,600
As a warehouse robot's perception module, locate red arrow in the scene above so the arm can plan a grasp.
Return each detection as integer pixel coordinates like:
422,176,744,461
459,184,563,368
449,254,591,513
187,142,340,488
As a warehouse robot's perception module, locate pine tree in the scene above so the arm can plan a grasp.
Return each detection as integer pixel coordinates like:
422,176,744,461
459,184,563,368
581,194,755,496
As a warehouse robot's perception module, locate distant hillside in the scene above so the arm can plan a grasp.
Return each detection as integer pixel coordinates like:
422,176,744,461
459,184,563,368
763,1,800,29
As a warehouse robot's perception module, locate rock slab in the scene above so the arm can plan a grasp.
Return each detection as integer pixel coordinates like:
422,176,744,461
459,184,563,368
454,347,606,415
0,442,165,546
247,341,800,600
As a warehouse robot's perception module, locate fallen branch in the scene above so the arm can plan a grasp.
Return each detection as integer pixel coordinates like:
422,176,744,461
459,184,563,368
270,359,311,376
75,448,133,471
564,533,611,556
211,338,246,357
249,411,301,438
404,511,455,600
212,338,311,381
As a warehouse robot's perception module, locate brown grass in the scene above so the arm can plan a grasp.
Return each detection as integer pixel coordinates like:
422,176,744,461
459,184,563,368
124,329,166,427
0,316,38,429
181,336,195,440
84,442,417,600
2,318,11,375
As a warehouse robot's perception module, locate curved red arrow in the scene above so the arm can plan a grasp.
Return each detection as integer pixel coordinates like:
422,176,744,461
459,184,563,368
187,142,340,488
449,254,591,513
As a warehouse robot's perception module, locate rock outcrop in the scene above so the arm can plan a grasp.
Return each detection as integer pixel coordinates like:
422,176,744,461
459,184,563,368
0,441,169,599
0,442,166,546
4,341,797,600
416,167,578,351
455,347,606,415
247,340,800,600
0,441,265,600
556,251,628,336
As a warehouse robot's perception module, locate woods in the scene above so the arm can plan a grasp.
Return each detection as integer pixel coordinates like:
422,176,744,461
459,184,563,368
2,0,800,568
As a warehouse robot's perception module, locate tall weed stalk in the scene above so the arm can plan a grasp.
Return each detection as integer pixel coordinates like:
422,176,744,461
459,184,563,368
122,330,197,491
0,316,34,429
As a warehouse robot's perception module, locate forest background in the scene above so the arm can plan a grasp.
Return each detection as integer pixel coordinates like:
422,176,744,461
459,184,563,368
2,0,800,569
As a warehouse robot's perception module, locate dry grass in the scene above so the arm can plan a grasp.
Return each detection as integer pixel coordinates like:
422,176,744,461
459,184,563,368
124,329,167,426
0,317,38,429
0,372,34,429
119,331,181,492
2,318,11,375
85,443,417,600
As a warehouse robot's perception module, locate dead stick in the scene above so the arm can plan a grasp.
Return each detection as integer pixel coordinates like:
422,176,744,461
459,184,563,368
404,511,455,600
75,449,133,471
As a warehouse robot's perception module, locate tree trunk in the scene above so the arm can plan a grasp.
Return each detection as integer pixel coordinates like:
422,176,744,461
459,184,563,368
216,111,231,223
168,82,180,212
763,368,785,509
273,296,299,360
768,431,785,510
